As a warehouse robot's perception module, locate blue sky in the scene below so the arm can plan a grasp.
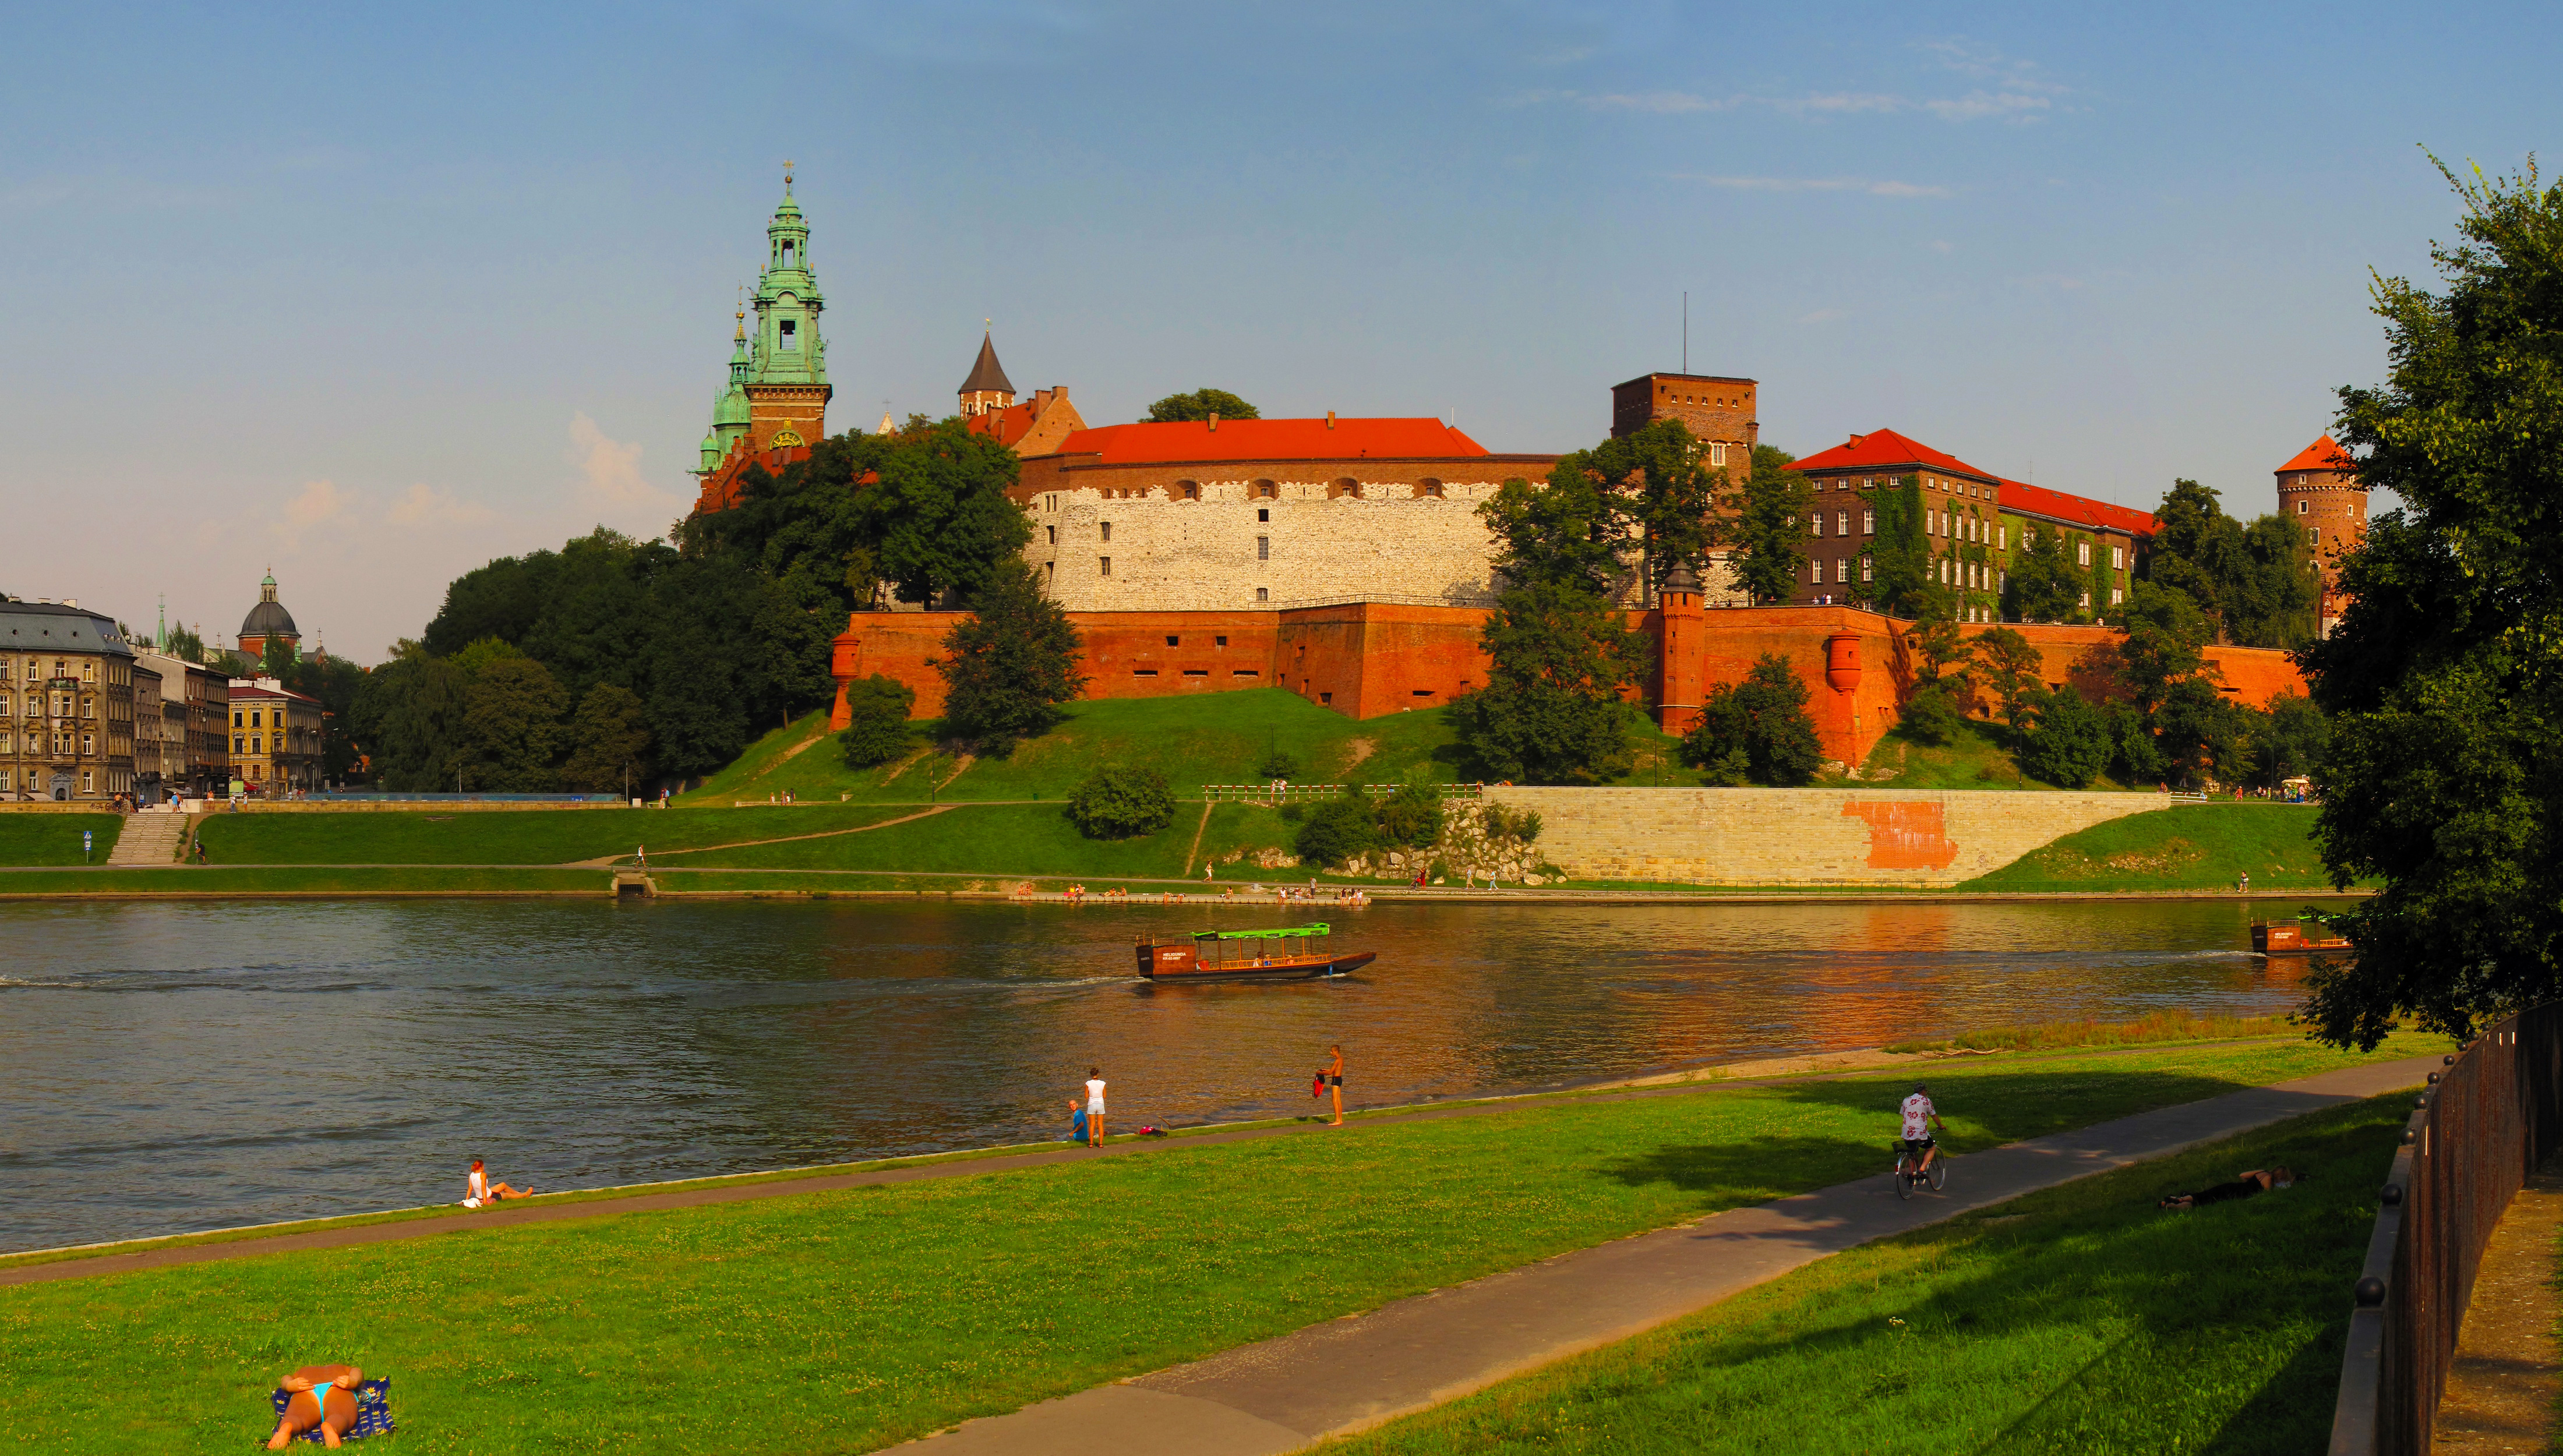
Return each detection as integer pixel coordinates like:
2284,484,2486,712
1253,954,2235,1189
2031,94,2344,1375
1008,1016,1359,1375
1,1,2548,659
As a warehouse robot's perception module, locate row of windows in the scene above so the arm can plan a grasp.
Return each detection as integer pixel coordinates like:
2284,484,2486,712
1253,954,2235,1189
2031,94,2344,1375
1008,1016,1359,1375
0,768,106,794
1037,480,1453,511
0,731,101,755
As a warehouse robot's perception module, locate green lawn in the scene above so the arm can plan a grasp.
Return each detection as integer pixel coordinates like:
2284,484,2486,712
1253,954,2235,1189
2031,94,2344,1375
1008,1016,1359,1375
1329,1095,2402,1455
0,1034,2434,1453
680,691,1713,807
1959,802,2338,892
0,813,121,865
190,804,909,866
661,801,1290,877
0,867,609,895
1852,718,2143,793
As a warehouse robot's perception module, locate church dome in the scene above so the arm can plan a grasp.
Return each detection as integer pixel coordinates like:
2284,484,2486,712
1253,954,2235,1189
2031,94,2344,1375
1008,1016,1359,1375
240,573,298,640
714,384,751,428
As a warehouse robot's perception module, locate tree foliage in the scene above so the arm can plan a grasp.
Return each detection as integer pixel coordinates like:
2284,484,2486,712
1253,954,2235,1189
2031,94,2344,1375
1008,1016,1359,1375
836,675,916,768
2004,522,2088,624
937,558,1086,756
1727,445,1816,605
2298,160,2563,1047
1067,764,1176,840
2016,685,2113,789
1145,388,1261,422
1681,652,1823,786
560,682,653,793
1293,793,1378,868
1849,476,1941,619
1451,582,1643,785
2144,478,2320,647
1375,779,1446,849
1972,627,2045,743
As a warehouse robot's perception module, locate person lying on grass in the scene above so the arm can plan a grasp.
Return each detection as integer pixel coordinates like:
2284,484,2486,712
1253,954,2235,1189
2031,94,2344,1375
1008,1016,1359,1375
266,1364,363,1448
463,1157,532,1208
2159,1167,2296,1209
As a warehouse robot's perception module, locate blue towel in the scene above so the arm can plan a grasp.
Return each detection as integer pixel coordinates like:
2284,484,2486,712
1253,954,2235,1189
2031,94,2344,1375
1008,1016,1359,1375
268,1378,393,1442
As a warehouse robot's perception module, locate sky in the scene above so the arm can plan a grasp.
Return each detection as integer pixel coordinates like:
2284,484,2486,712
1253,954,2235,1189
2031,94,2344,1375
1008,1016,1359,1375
2,1,2551,662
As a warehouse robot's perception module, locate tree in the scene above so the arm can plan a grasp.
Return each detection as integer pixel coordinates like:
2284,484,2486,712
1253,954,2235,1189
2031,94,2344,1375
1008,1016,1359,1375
1477,461,1628,597
1593,419,1717,598
1726,445,1815,605
1293,793,1378,868
1450,581,1642,784
2006,522,2087,623
1146,388,1261,422
851,419,1033,607
937,558,1087,755
2293,160,2563,1047
836,675,916,768
2247,692,2329,788
1067,764,1176,840
257,635,296,679
561,682,653,793
460,656,570,791
2142,478,2321,648
2015,685,2112,789
1847,476,1940,619
1897,685,1968,746
1972,627,2045,743
2116,581,2215,719
1681,653,1823,786
1375,778,1446,849
348,645,469,790
1256,747,1299,781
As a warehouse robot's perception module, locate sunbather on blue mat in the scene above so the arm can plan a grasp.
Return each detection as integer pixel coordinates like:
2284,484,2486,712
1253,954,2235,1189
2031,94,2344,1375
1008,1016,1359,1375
266,1366,393,1447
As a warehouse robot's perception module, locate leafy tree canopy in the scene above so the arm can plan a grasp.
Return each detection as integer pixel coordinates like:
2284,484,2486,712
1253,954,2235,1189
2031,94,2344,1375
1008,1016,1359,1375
1452,580,1643,784
1727,445,1815,606
1067,764,1177,840
937,558,1087,756
2299,160,2563,1047
1145,389,1261,422
1681,652,1823,785
837,675,917,769
2016,684,2113,789
2142,478,2320,648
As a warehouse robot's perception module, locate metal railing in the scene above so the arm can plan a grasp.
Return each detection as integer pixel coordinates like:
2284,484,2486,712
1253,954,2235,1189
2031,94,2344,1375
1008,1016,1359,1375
2329,1003,2563,1455
1201,783,1485,803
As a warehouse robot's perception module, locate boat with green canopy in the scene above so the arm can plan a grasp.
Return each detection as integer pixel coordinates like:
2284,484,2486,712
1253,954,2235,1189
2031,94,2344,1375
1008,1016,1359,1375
1134,924,1375,983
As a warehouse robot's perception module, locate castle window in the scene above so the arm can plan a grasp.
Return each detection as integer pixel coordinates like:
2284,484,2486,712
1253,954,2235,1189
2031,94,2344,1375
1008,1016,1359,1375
1709,443,1727,467
1178,481,1201,500
1256,588,1269,603
1166,635,1180,647
1184,669,1209,677
1215,636,1227,646
2111,546,2125,571
1330,478,1361,500
1862,556,1874,582
1254,480,1277,499
1809,516,1823,538
1835,510,1849,536
1100,557,1111,576
1999,526,2007,549
2297,499,2309,514
1046,525,1056,545
2111,587,2125,606
1257,508,1269,522
1132,669,1157,677
1863,509,1875,535
1257,536,1270,561
1099,521,1111,542
1415,478,1444,499
779,319,798,351
1233,669,1259,677
1810,561,1821,584
2077,541,2091,567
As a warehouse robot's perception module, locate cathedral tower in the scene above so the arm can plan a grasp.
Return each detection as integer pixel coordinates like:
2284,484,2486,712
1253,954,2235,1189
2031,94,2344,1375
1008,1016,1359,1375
958,331,1015,417
743,165,829,451
2274,436,2362,638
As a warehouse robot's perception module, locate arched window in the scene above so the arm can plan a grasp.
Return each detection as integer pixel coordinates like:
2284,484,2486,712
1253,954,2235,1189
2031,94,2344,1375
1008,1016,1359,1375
1253,479,1278,499
1175,479,1201,500
1329,478,1362,500
1414,478,1444,499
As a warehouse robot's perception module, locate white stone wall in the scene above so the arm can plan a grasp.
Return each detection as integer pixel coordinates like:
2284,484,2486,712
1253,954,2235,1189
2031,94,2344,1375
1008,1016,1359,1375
1021,475,1505,611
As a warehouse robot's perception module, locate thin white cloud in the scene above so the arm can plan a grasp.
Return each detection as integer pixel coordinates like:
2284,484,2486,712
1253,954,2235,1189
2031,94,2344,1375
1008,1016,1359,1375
1677,174,1953,199
1926,91,2053,122
387,483,494,528
1799,309,1850,325
567,412,683,514
269,479,352,552
1584,90,1722,114
1774,92,1905,116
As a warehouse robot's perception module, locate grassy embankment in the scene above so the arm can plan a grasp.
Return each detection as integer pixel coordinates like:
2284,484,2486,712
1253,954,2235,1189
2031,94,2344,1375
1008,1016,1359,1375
0,1032,2434,1452
1856,716,2140,792
1331,1095,2405,1456
1957,802,2338,893
0,813,121,864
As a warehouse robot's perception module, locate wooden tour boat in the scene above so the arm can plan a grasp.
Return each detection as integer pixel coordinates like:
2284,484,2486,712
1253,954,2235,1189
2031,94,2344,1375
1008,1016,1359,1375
1135,924,1376,983
2251,920,2354,959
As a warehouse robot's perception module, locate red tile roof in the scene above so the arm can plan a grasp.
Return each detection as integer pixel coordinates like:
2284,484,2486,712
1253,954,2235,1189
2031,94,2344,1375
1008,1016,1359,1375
2000,479,2158,537
1055,418,1491,465
1787,428,2003,485
2276,436,2353,474
965,401,1039,448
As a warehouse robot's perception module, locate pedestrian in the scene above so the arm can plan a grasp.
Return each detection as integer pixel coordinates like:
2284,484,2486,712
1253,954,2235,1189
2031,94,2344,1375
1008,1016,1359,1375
1083,1066,1107,1147
637,844,648,871
2238,870,2250,894
1323,1044,1345,1127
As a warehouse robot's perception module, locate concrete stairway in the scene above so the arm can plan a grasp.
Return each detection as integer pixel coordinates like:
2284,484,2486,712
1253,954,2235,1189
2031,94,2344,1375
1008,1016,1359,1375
107,811,188,866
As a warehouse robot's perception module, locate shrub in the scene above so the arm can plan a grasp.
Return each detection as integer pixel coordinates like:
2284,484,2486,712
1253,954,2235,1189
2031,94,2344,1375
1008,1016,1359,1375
1681,652,1822,786
1255,748,1299,781
1480,803,1542,843
1293,794,1378,868
937,559,1086,757
1375,780,1445,849
2017,684,2113,790
837,675,917,768
1066,764,1176,840
1897,683,1968,747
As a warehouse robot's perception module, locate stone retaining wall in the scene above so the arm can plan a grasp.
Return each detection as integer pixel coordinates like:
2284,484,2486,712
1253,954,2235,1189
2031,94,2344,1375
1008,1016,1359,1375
1484,786,2169,887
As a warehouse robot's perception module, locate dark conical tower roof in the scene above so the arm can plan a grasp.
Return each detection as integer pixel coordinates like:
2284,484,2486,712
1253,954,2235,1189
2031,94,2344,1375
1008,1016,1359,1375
959,332,1014,396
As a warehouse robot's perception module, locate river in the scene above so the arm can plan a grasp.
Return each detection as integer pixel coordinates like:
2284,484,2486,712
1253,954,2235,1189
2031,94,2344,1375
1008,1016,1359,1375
0,895,2344,1253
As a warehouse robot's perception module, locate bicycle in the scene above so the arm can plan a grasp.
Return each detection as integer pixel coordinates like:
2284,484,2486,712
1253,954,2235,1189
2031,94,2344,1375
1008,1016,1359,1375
1891,1144,1950,1199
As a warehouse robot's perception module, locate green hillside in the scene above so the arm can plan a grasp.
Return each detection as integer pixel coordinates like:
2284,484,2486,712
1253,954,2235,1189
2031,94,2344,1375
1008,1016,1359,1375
1960,803,2340,892
194,805,908,866
0,814,122,865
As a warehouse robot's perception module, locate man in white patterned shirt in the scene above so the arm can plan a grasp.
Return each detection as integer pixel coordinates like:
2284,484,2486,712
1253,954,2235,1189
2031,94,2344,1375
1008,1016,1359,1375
1900,1084,1944,1176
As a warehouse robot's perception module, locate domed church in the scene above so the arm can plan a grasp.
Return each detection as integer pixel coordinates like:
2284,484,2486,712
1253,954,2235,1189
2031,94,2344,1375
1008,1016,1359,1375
237,571,299,663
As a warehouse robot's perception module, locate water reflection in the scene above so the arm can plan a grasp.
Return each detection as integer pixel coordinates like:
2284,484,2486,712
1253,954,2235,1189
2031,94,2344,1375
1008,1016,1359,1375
0,895,2338,1252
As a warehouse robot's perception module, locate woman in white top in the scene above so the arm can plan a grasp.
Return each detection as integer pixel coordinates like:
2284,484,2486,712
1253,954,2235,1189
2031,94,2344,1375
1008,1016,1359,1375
463,1157,533,1208
1084,1068,1107,1147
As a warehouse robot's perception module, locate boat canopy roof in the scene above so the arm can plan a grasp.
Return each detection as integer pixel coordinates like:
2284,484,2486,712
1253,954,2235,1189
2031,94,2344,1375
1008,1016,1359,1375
1193,923,1330,941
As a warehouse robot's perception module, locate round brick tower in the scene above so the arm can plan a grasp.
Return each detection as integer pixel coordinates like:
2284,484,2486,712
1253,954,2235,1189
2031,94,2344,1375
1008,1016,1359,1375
1655,563,1704,733
2273,436,2363,638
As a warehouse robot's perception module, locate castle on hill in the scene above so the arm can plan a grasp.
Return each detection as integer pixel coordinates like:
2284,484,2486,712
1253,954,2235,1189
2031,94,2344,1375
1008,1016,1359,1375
682,177,2343,761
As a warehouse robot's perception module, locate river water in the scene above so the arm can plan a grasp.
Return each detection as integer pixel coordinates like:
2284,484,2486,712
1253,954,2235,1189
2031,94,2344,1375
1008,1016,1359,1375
0,896,2342,1253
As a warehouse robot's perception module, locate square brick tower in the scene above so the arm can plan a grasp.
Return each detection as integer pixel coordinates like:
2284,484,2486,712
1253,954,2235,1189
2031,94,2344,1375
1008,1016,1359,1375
2274,436,2363,638
1611,373,1758,479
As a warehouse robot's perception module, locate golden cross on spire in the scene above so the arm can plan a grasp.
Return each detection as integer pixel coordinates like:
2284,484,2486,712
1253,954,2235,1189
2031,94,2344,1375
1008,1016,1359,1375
783,159,795,186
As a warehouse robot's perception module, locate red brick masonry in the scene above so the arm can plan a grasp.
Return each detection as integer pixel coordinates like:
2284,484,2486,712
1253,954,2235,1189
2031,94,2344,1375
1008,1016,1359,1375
831,604,2307,767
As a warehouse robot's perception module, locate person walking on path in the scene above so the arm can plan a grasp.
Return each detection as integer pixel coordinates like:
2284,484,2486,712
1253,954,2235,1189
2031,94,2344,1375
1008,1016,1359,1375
637,844,648,871
2237,870,2250,894
1323,1044,1345,1127
1083,1067,1108,1147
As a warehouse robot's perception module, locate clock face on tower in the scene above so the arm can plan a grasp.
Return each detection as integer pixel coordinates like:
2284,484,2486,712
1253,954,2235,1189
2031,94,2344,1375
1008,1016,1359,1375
771,429,806,448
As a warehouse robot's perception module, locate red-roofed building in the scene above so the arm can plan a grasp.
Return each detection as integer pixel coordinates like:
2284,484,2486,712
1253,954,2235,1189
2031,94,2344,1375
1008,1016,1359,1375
955,332,1087,458
2274,435,2363,637
1010,414,1557,612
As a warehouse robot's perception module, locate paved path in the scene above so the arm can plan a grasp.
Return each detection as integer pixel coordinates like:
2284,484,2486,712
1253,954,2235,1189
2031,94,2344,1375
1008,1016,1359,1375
2432,1160,2563,1454
892,1055,2439,1456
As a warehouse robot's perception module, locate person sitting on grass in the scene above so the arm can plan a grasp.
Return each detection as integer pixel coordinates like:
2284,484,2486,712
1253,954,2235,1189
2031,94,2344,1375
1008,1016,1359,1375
463,1158,533,1208
2159,1167,2295,1209
266,1364,363,1448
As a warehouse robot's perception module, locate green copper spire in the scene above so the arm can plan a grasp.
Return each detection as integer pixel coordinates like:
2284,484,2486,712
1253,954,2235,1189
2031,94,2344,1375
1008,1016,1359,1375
749,163,825,390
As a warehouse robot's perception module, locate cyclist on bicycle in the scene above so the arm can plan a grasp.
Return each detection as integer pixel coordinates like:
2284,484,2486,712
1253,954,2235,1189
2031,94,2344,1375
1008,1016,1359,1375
1900,1083,1944,1175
